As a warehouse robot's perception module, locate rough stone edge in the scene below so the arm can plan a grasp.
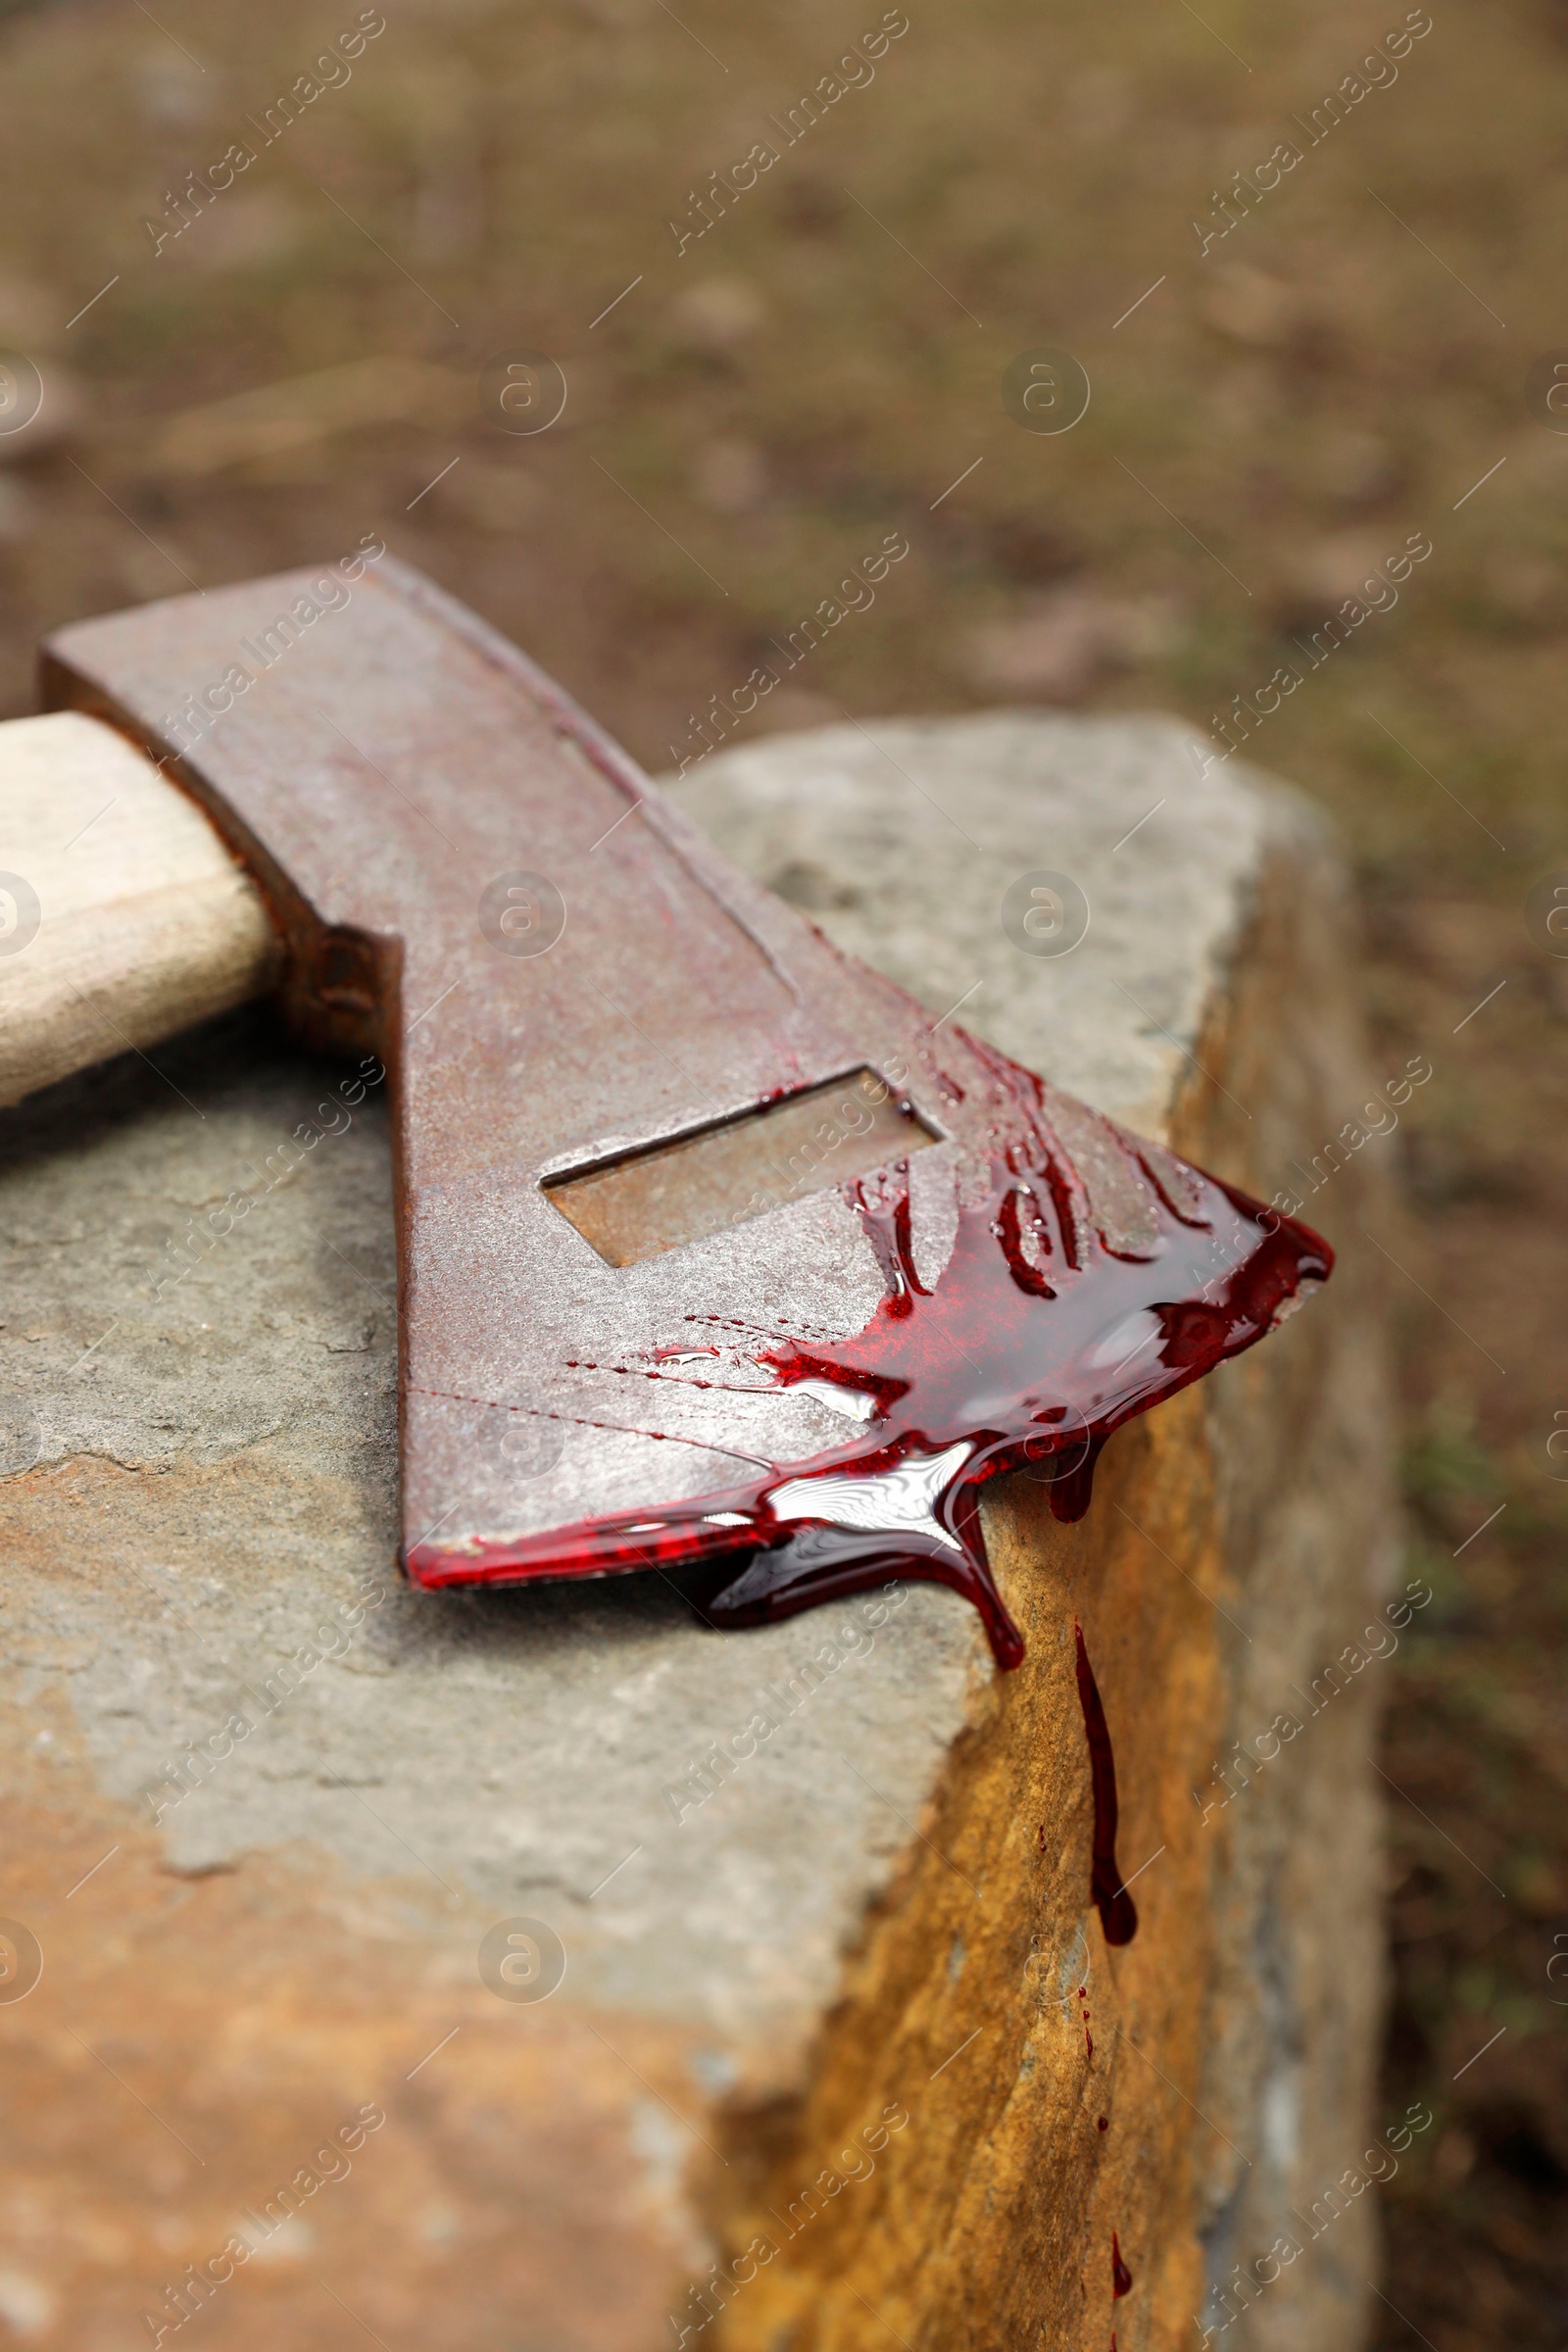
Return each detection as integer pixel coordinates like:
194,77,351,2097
673,742,1393,2352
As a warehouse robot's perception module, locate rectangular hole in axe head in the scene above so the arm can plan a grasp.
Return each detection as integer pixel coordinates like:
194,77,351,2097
544,1068,939,1266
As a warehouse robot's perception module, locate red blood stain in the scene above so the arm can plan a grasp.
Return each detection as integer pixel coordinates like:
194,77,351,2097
1075,1623,1138,1945
1112,2232,1134,2297
414,1048,1329,1670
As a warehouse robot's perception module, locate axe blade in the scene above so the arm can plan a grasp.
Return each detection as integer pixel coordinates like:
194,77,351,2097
44,559,1330,1665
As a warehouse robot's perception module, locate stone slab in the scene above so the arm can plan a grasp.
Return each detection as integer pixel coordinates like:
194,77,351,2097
0,713,1395,2351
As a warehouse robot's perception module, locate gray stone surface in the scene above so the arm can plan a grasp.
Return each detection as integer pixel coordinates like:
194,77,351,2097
0,713,1307,2057
0,711,1399,2351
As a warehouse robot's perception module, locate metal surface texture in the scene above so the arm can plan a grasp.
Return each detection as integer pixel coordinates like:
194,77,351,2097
41,563,1325,1629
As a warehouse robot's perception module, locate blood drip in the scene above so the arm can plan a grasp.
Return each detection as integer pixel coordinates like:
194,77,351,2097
1075,1623,1138,1946
1112,2233,1133,2298
412,1066,1330,1673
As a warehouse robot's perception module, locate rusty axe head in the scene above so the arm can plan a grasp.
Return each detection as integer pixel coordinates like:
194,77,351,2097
42,559,1331,1666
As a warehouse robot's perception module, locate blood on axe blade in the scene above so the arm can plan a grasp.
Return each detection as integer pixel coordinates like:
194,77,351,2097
43,559,1331,1668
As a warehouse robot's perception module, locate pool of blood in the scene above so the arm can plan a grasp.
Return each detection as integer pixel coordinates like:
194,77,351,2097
412,1119,1330,1673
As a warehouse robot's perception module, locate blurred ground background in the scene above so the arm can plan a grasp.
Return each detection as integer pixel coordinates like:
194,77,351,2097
0,0,1564,2341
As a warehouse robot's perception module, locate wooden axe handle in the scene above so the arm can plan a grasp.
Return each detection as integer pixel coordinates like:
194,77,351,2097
0,711,281,1109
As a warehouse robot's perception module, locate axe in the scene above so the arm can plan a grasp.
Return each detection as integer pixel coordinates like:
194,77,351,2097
0,559,1331,1668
